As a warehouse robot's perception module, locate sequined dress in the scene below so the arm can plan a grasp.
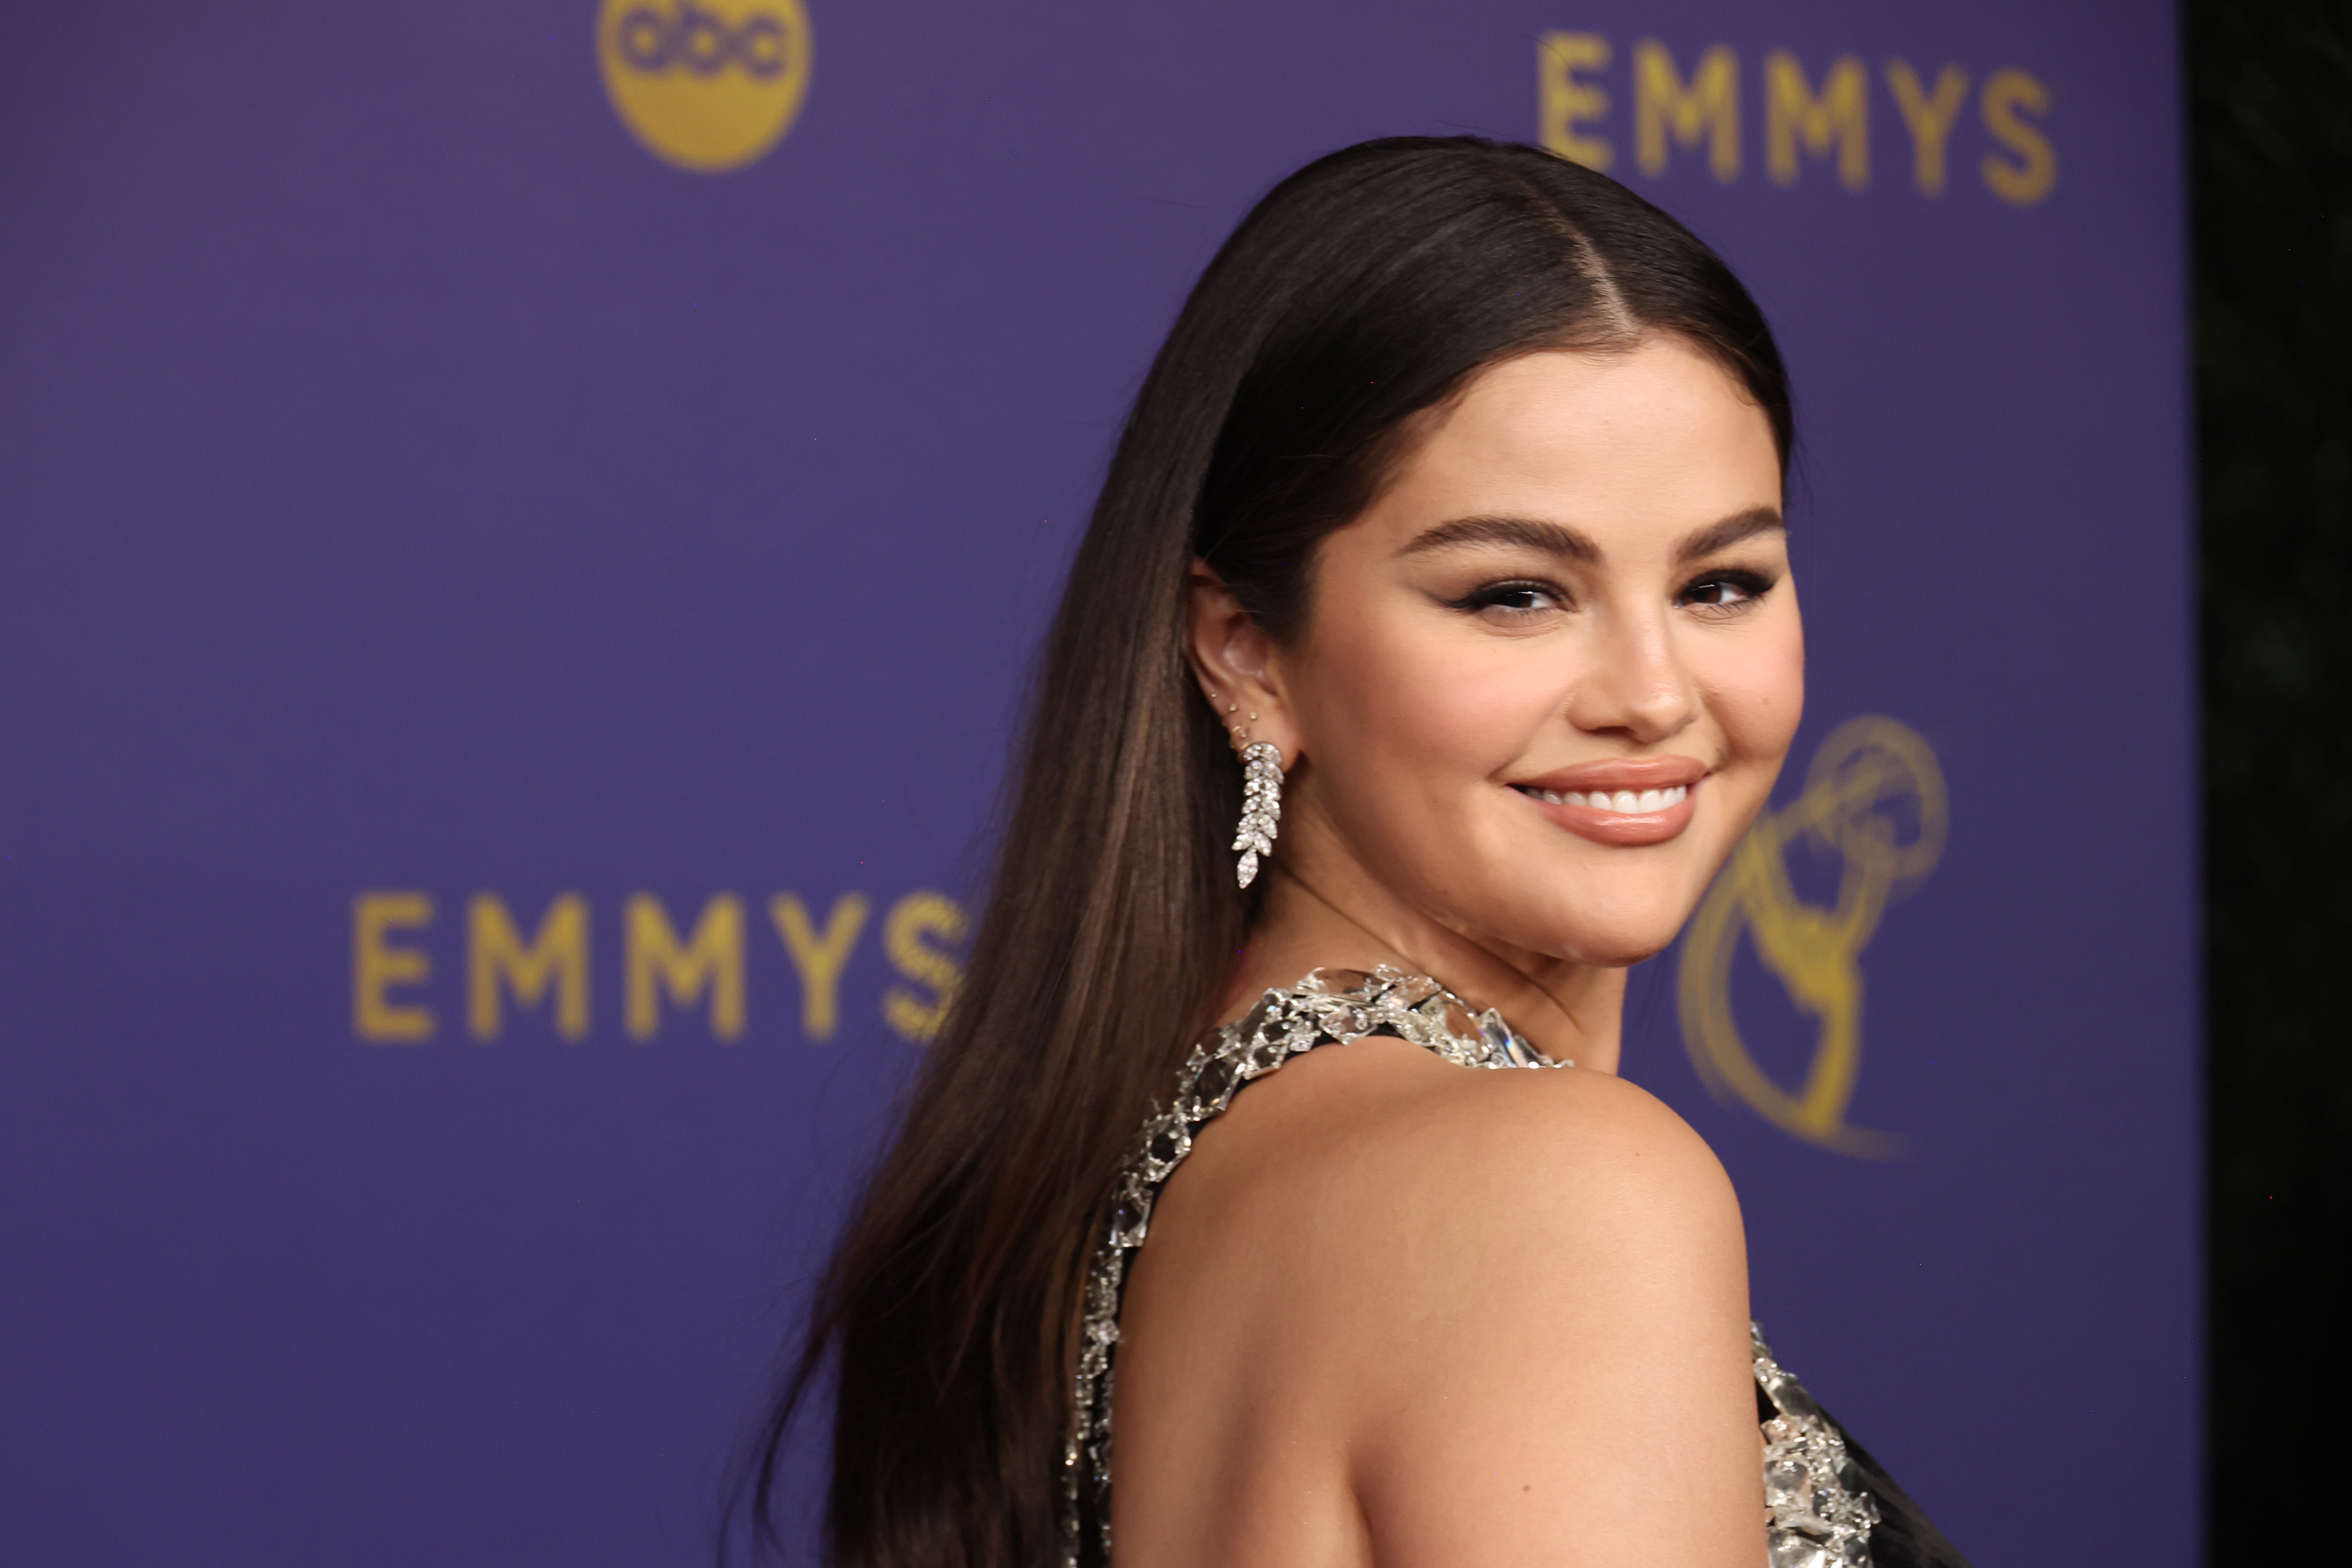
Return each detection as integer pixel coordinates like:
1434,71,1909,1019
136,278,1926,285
1062,967,1970,1568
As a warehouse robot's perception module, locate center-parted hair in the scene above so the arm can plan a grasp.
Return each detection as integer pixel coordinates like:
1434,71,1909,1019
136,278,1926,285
741,136,1791,1568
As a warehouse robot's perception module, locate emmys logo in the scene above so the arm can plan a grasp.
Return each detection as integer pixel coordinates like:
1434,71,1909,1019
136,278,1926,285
597,0,812,173
1676,717,1949,1157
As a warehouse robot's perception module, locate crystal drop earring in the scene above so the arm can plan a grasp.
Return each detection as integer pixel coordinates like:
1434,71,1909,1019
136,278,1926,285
1232,741,1284,888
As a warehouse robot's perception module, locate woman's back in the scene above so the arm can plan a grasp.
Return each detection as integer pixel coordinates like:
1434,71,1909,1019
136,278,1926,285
1100,971,1762,1568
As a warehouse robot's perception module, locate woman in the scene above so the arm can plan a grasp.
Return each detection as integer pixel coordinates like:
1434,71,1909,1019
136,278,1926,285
749,137,1970,1568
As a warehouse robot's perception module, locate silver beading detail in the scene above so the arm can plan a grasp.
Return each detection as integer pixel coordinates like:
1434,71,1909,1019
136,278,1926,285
1061,966,1561,1565
1754,1324,1879,1567
1232,741,1283,889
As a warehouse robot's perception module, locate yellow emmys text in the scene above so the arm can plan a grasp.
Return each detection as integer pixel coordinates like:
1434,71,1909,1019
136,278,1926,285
351,886,962,1048
1541,33,2057,205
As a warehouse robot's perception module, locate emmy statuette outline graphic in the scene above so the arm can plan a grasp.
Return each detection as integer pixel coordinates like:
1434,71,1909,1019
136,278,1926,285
1677,715,1950,1157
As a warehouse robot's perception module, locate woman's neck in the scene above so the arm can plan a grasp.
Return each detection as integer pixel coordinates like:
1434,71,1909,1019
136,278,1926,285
1222,856,1627,1076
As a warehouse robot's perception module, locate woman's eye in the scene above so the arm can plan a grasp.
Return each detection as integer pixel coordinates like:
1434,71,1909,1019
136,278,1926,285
1680,571,1774,614
1447,580,1567,619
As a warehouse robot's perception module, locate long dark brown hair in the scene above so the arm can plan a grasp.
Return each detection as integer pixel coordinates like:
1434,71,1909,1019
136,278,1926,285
743,137,1792,1568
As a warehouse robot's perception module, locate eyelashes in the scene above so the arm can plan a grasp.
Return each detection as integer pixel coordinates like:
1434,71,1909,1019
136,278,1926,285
1443,579,1565,615
1679,568,1778,616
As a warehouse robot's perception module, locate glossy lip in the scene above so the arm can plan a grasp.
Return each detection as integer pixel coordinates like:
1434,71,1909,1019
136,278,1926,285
1507,756,1711,848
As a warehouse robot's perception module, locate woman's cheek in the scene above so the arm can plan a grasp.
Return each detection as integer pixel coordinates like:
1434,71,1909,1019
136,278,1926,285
1703,633,1805,765
1342,636,1508,751
1419,639,1571,751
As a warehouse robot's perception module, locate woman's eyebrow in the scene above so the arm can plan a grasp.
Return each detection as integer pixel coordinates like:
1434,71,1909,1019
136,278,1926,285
1674,507,1784,563
1398,514,1600,562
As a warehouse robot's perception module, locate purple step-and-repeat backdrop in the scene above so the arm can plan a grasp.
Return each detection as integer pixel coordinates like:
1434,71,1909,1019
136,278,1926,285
0,2,2192,1563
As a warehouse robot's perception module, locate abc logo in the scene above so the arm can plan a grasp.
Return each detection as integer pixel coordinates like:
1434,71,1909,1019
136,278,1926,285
597,0,812,173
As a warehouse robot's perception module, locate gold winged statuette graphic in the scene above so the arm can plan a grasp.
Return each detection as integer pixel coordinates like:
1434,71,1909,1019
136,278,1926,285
1676,716,1949,1157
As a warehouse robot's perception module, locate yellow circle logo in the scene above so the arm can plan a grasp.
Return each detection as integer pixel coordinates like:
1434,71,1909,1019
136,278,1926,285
597,0,812,173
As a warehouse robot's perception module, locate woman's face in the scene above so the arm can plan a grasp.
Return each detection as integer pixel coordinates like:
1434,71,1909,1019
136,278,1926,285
1262,337,1800,968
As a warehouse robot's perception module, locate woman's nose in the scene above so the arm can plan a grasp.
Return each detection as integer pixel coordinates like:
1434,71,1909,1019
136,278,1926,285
1564,608,1698,744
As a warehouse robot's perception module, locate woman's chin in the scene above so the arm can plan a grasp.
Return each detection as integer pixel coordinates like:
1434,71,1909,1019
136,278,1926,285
1563,931,1679,969
1481,909,1685,970
1475,868,1713,967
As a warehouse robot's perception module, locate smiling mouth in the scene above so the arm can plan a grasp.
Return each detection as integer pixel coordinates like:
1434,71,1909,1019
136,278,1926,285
1511,784,1690,814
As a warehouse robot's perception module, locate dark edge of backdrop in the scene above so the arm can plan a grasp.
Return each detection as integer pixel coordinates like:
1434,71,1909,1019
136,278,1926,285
2191,0,2352,1558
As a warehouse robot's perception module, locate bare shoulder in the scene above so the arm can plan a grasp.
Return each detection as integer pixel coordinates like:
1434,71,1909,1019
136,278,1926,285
1214,1041,1744,1272
1375,1050,1739,1220
1141,1044,1763,1568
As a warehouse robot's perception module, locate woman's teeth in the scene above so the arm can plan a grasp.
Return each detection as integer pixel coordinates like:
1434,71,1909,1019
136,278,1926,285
1518,784,1690,813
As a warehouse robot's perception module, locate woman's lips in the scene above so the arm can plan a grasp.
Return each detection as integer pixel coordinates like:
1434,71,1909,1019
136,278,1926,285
1508,770,1705,847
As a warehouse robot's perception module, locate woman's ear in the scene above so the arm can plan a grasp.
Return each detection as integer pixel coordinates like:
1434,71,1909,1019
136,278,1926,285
1185,560,1298,764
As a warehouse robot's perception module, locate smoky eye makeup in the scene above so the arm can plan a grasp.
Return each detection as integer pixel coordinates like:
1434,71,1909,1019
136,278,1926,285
1677,565,1779,613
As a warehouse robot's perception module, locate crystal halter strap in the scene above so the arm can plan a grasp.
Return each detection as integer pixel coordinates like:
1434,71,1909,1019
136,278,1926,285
1059,964,1878,1568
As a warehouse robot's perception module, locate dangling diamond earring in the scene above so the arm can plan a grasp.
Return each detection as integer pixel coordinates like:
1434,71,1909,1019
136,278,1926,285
1233,741,1284,888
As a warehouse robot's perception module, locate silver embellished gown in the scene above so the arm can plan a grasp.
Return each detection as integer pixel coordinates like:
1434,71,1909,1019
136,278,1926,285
1063,967,1970,1568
